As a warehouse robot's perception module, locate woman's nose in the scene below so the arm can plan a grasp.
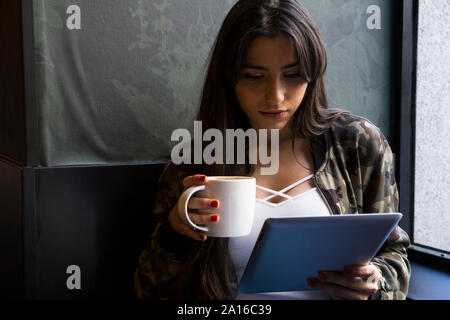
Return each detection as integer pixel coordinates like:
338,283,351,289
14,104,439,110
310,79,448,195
264,76,285,106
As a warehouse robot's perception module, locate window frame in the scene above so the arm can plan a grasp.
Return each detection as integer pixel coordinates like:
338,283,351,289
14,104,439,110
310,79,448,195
392,0,450,267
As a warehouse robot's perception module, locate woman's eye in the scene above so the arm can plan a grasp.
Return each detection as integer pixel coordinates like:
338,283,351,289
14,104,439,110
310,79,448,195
242,73,304,80
284,73,302,79
244,73,263,79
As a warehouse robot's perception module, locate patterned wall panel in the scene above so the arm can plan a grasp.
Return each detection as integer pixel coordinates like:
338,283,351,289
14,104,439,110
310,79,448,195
33,0,392,166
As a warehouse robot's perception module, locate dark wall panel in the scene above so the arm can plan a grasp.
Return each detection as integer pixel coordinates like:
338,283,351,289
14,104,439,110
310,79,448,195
30,163,165,299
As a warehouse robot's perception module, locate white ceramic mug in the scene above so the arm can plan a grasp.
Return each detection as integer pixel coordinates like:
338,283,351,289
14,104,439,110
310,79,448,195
177,176,256,238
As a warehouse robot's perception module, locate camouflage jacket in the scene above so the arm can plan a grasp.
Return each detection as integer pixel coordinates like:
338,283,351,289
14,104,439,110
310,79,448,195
134,113,411,300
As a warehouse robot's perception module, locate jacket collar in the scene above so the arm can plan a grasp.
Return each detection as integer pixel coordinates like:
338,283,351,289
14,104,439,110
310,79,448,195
309,131,329,172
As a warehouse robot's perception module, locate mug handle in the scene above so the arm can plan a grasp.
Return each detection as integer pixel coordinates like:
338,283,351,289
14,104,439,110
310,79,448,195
177,185,209,232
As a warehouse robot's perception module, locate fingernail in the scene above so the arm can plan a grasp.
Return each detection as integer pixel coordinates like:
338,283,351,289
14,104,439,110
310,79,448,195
198,175,206,182
318,272,327,281
210,200,219,208
307,279,317,287
199,234,207,241
210,215,218,222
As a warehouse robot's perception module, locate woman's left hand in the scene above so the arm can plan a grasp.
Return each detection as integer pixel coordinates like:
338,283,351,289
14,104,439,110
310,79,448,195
307,264,382,300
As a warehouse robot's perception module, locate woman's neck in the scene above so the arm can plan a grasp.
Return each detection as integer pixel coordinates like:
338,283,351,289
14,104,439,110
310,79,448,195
266,122,295,145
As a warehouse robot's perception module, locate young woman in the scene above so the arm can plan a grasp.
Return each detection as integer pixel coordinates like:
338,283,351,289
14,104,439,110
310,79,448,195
134,0,410,300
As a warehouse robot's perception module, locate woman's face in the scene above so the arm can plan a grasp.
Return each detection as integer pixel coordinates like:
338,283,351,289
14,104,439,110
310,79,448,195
234,34,308,136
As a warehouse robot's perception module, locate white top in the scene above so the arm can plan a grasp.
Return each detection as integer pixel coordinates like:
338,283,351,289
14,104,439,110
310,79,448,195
229,174,333,300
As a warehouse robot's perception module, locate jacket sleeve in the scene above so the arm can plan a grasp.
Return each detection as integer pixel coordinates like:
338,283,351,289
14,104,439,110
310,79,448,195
360,121,411,300
133,162,196,300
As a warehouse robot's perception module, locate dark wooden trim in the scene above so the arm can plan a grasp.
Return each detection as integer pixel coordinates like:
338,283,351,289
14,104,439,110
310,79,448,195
0,154,24,169
0,160,25,298
0,0,27,165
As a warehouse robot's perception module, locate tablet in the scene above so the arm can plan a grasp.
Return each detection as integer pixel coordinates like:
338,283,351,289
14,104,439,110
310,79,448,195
237,213,402,294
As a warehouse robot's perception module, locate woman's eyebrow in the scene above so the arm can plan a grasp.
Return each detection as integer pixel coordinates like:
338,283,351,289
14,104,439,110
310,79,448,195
243,62,299,70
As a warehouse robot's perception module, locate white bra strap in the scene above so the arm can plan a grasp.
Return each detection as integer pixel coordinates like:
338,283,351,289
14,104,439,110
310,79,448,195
256,185,292,200
261,174,315,201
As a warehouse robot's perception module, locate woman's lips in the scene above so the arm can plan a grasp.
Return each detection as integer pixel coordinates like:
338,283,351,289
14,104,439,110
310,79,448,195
258,110,288,119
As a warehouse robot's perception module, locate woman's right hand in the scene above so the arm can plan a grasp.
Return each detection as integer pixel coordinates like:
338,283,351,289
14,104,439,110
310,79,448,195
168,174,220,241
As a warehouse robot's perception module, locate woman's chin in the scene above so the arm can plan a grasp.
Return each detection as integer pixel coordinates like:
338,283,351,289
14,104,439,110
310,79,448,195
255,123,288,132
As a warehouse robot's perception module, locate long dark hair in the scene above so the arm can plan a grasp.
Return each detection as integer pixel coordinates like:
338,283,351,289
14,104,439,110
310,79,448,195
179,0,348,299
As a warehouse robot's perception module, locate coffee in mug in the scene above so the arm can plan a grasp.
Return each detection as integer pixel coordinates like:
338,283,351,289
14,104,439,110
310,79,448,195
177,176,256,237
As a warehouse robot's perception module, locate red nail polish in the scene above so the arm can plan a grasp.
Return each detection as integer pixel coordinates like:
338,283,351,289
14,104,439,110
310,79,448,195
307,279,317,287
198,175,206,182
210,215,218,222
344,267,352,274
318,272,327,280
199,234,207,241
210,200,219,208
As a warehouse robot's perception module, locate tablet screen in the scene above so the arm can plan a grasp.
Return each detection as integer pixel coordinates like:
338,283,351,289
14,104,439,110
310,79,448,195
238,213,402,294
